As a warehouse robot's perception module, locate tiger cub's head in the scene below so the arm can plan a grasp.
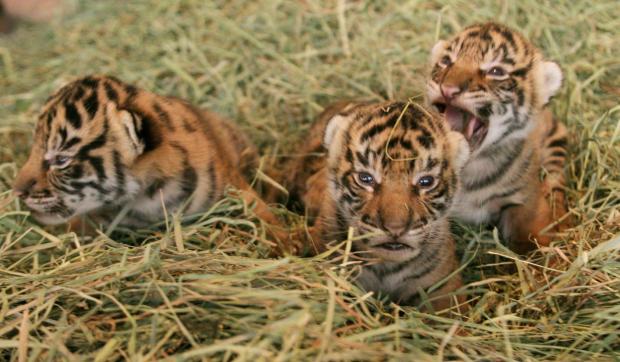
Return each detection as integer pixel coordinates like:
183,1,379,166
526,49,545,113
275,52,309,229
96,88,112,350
13,76,145,225
323,101,469,262
427,22,562,153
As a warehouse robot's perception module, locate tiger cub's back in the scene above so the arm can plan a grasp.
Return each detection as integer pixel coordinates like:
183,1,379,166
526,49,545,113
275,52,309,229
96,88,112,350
13,76,282,238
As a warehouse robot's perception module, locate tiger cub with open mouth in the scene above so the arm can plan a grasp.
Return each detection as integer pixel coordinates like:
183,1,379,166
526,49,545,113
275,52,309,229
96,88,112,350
280,101,469,310
13,75,293,253
427,22,571,253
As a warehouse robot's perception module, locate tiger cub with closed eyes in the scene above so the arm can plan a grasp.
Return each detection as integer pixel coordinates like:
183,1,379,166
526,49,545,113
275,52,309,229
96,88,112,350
281,101,469,309
13,75,293,253
427,22,571,253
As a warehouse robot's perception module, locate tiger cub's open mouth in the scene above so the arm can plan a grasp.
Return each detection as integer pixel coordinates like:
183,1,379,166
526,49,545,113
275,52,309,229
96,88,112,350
434,103,488,150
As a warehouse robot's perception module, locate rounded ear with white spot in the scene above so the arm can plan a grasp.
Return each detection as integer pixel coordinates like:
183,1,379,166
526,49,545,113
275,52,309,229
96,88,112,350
430,40,448,64
539,61,563,105
447,130,470,170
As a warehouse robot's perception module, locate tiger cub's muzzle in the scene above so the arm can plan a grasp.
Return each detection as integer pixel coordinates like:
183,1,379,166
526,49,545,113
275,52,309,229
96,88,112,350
357,202,428,261
13,170,72,224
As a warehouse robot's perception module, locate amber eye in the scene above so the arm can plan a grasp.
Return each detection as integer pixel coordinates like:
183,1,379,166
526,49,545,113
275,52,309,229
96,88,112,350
356,172,375,187
417,175,436,189
487,66,507,77
439,55,452,67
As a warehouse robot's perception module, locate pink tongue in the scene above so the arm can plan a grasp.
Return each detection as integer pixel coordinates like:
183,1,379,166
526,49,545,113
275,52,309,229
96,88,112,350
465,115,480,140
445,106,465,132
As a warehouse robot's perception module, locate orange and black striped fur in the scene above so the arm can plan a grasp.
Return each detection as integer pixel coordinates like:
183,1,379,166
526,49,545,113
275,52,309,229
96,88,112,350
427,22,570,253
279,101,469,309
13,76,291,251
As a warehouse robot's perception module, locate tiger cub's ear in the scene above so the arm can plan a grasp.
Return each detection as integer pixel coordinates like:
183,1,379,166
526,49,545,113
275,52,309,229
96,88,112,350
323,113,350,149
538,61,563,106
447,130,470,171
106,102,145,157
430,40,448,64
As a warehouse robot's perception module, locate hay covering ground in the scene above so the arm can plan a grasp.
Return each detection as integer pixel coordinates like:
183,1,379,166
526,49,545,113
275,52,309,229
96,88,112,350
1,0,619,360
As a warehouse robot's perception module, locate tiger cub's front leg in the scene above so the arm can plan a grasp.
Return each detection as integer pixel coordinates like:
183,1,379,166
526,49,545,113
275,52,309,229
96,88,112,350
499,177,568,254
501,114,572,253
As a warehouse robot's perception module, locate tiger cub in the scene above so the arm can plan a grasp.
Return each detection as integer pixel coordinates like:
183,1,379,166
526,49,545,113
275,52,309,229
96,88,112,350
427,22,570,253
283,101,469,309
13,75,292,252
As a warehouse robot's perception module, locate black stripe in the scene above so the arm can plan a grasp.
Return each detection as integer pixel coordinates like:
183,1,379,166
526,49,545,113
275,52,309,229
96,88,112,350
359,113,398,141
80,76,99,89
153,102,174,131
467,30,480,38
425,157,438,171
70,86,85,103
65,164,84,179
206,162,218,205
70,180,107,194
546,160,564,167
146,178,168,198
429,201,447,212
499,202,520,214
341,193,354,204
339,167,352,185
88,156,106,181
61,137,81,150
182,119,197,132
180,163,198,198
58,127,68,146
403,252,441,281
345,148,354,163
481,186,523,206
407,158,417,172
417,128,435,149
124,84,138,100
104,82,118,102
497,117,527,140
466,140,524,191
64,102,82,129
112,151,125,197
46,110,55,130
516,88,525,106
511,62,532,78
136,113,161,152
83,91,99,119
429,184,447,200
500,29,516,50
170,142,198,199
548,138,567,149
356,151,369,167
76,120,108,159
399,138,414,151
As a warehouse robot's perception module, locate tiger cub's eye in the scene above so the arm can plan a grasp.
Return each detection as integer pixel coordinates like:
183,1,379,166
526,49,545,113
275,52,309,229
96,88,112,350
487,66,507,77
439,55,452,67
417,175,436,188
53,155,72,168
357,172,375,187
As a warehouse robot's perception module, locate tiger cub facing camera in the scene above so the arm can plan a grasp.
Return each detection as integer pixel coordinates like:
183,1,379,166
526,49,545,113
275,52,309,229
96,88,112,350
13,75,291,252
281,101,469,310
427,22,571,253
